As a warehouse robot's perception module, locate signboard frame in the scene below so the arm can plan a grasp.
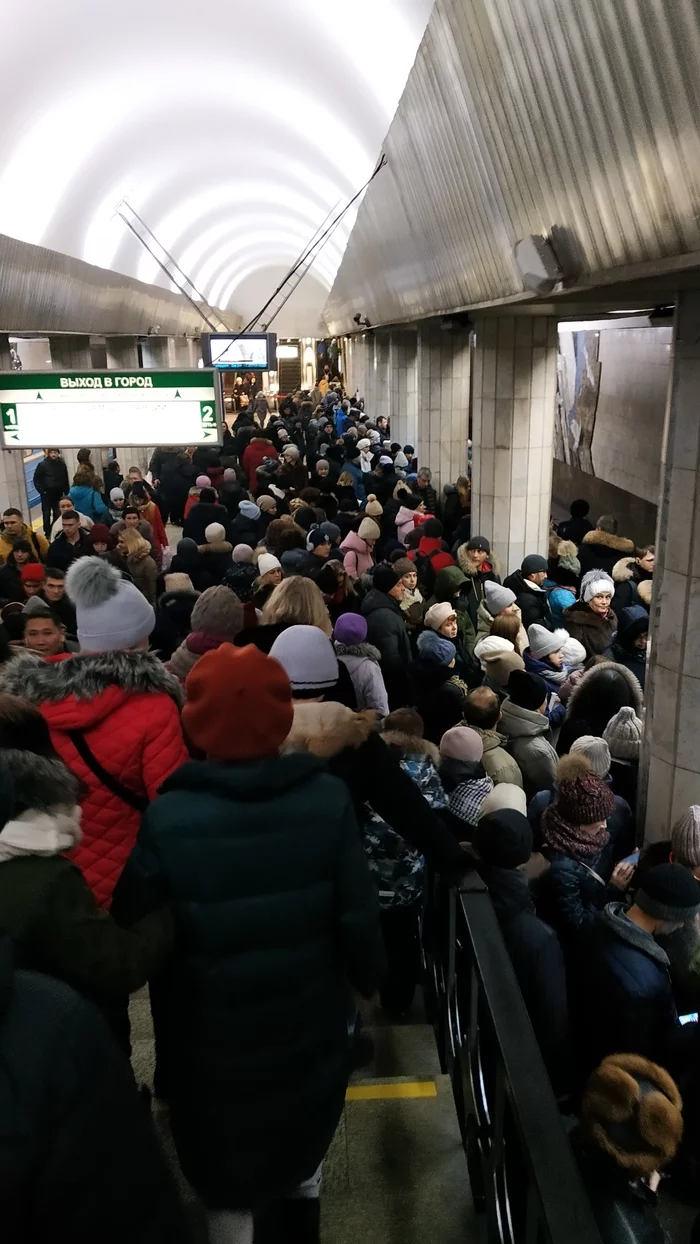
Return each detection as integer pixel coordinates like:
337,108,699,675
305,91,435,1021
0,369,222,449
201,332,277,371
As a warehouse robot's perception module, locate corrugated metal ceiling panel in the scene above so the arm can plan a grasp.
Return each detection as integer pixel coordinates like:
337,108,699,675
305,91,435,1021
325,0,700,333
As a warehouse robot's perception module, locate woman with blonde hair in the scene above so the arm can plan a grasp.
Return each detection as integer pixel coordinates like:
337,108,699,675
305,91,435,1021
262,575,332,637
116,528,158,605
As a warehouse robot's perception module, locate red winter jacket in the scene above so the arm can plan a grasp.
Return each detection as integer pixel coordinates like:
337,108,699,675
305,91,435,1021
241,438,278,494
0,651,188,909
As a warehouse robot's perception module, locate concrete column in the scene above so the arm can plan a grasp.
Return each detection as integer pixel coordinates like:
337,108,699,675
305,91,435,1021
167,337,193,368
105,336,139,369
140,337,169,368
347,335,368,403
471,316,557,575
415,325,471,493
389,329,418,451
641,290,700,839
48,335,93,370
374,333,390,425
0,334,12,371
0,446,29,514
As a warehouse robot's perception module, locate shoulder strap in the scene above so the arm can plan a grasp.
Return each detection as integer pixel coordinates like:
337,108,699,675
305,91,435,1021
67,729,148,813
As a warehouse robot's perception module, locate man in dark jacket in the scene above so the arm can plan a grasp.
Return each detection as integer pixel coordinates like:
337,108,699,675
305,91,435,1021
577,865,700,1077
148,446,182,488
414,468,438,516
557,498,593,545
611,605,649,691
577,514,635,577
181,487,231,545
503,554,554,631
611,545,654,616
362,565,413,709
119,643,385,1238
46,510,95,572
33,449,70,537
475,810,571,1093
0,936,188,1242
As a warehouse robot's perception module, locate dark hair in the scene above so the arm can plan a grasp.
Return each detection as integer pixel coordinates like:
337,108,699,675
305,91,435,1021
199,487,216,504
0,692,56,755
0,624,11,665
404,528,422,551
636,544,655,558
76,448,92,464
277,526,307,553
570,499,590,519
299,487,322,505
61,510,81,523
294,506,317,532
2,508,22,519
403,445,414,455
423,518,443,538
597,514,618,535
23,608,62,633
123,507,140,519
44,567,66,581
464,686,501,730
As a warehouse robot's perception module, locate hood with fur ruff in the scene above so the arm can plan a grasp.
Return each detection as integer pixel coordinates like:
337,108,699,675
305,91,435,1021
0,649,185,713
3,748,80,814
612,556,636,583
334,641,381,664
581,529,635,554
564,658,643,720
281,701,379,759
457,544,502,579
380,730,440,767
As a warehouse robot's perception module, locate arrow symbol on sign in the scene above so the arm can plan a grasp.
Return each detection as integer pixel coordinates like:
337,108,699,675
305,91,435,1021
174,390,181,399
35,392,43,400
7,432,18,442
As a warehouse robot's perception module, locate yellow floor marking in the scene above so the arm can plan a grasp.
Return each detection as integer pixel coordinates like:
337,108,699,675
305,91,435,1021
346,1081,437,1101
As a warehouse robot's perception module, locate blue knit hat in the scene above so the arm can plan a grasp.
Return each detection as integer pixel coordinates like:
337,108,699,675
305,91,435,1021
417,629,456,667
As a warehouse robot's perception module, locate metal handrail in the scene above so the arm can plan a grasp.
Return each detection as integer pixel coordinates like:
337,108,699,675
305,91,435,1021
422,872,602,1244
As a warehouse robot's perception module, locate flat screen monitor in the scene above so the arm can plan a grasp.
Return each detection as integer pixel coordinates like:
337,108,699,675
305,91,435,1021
202,333,277,370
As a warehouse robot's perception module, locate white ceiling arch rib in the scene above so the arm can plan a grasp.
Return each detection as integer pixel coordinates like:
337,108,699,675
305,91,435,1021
0,0,432,331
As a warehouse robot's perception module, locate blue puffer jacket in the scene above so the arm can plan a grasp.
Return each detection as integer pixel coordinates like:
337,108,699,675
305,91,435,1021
343,458,367,506
523,651,566,728
67,484,110,523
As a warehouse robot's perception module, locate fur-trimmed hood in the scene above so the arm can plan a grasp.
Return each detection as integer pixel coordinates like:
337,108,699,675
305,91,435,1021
612,556,636,583
456,544,502,579
564,659,644,719
334,641,381,664
0,650,185,722
198,540,233,557
581,529,635,554
281,701,379,759
380,729,440,767
3,749,80,813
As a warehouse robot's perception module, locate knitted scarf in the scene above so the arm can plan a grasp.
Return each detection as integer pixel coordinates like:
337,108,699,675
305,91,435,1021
541,805,609,862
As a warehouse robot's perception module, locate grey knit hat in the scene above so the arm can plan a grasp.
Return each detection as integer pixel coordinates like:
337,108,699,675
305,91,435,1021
603,706,643,760
570,735,611,779
527,624,569,660
671,806,700,869
484,581,516,617
269,624,339,692
66,558,155,652
190,585,244,641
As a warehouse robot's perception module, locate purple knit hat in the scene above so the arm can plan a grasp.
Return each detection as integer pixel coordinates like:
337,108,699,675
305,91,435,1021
334,614,368,646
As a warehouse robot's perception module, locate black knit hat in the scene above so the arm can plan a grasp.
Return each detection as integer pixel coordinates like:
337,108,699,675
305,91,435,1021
522,554,548,576
636,863,700,923
475,810,532,869
507,669,547,712
423,518,443,537
467,535,490,553
373,565,399,594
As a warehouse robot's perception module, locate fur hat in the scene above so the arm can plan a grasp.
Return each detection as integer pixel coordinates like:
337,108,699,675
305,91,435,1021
383,707,424,737
475,810,532,869
484,581,516,617
556,540,581,576
570,735,611,778
507,669,547,712
582,1054,683,1177
182,644,294,761
333,614,368,646
553,753,616,824
440,726,483,764
358,517,381,542
190,586,244,642
269,624,339,693
636,862,700,923
603,706,643,759
424,602,457,633
163,572,197,595
66,558,155,652
527,624,569,660
477,784,527,819
581,569,615,603
233,544,254,563
364,494,383,518
671,805,700,869
204,523,226,543
257,553,281,577
417,629,456,667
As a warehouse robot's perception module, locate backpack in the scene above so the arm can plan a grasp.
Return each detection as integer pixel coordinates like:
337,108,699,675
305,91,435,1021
362,754,447,909
413,547,442,596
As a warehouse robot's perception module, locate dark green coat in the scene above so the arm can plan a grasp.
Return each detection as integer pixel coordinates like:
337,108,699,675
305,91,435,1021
118,752,385,1210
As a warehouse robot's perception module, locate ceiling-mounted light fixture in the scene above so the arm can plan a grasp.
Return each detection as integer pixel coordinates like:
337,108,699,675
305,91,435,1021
514,235,564,295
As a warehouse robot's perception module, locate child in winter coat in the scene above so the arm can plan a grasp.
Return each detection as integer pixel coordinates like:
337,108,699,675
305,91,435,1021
0,695,172,1045
523,624,569,729
558,635,588,702
333,613,389,716
439,726,494,834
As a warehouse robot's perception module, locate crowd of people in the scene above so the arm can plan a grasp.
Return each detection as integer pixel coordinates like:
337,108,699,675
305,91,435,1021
0,388,695,1244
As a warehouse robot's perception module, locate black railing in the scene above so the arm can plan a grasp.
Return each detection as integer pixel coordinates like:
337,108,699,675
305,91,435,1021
422,872,602,1244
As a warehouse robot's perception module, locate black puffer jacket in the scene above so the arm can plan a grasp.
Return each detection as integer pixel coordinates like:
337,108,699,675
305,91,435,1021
33,455,69,495
361,588,413,709
557,660,643,756
503,568,554,631
0,937,187,1242
118,753,385,1210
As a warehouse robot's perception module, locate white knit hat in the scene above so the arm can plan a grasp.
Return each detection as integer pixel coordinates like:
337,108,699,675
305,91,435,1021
603,706,643,760
581,569,615,603
257,552,281,577
477,784,527,819
527,624,569,660
562,637,587,667
424,602,457,632
474,635,514,669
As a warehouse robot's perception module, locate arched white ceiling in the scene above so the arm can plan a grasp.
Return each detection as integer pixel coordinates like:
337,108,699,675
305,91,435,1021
0,0,432,330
